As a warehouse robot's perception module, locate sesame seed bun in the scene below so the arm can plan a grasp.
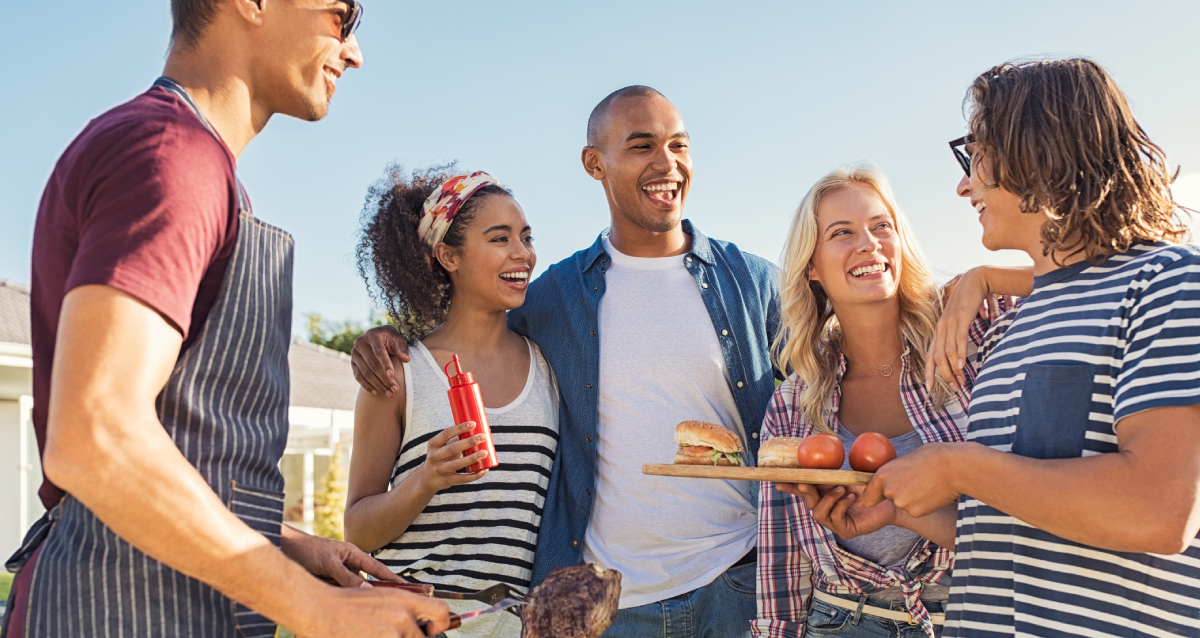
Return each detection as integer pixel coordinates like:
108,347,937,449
673,420,743,453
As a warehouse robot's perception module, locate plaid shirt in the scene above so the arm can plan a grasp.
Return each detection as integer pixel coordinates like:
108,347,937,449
752,312,995,638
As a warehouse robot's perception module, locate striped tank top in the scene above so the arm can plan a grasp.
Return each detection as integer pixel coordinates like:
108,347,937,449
375,338,559,638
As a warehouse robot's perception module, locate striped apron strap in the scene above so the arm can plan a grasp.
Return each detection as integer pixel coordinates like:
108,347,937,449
152,76,252,212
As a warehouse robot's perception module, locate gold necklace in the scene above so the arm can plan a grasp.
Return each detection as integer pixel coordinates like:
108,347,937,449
842,347,907,377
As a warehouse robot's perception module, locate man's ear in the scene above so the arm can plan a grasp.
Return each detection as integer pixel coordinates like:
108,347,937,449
231,0,266,28
434,243,459,273
581,146,605,181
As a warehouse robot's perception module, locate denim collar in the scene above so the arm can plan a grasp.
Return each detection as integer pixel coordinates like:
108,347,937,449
582,219,715,273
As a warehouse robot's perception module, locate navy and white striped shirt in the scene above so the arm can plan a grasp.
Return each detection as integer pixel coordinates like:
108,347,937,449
946,242,1200,637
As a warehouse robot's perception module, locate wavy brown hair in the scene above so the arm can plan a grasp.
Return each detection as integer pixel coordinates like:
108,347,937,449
356,163,513,340
967,58,1189,264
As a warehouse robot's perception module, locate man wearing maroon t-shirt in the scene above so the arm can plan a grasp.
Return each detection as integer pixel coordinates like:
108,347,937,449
2,1,451,638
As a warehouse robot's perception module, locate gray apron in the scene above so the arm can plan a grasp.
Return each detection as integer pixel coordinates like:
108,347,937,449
6,77,294,638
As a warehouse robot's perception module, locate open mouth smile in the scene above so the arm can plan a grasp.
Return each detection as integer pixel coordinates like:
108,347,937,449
323,67,341,97
642,181,681,205
850,263,889,278
499,270,529,289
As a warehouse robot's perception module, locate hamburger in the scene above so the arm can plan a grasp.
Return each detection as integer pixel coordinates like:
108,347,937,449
758,437,804,468
674,420,744,466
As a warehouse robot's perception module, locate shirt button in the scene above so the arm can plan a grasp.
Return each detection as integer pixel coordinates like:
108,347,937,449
737,381,745,388
590,330,597,336
751,432,759,439
572,540,579,547
721,329,729,336
586,489,593,496
686,257,692,264
701,283,709,289
586,436,593,443
593,286,600,292
586,383,594,389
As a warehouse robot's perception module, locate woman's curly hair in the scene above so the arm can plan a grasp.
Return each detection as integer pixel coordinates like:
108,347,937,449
967,58,1190,265
356,163,513,340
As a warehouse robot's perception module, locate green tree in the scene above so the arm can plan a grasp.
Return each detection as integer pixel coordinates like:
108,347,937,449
312,441,347,541
306,312,393,355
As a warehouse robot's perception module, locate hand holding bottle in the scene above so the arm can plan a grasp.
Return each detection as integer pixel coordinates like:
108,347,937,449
416,422,490,494
444,355,499,472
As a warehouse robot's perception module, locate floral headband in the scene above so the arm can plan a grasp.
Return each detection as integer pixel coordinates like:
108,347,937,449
417,171,503,268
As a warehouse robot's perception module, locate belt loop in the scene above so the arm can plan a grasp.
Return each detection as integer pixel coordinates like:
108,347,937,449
851,596,866,626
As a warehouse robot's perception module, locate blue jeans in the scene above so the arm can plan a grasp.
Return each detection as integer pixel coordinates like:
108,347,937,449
601,561,757,638
807,593,945,638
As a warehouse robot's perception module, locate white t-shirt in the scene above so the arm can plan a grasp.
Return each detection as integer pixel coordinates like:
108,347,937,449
582,236,757,609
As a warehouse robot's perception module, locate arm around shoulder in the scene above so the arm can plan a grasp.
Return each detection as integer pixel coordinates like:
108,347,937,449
969,264,1034,298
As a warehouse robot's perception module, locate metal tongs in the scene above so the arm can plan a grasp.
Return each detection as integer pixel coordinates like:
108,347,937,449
438,597,524,631
370,580,526,611
366,580,527,634
324,578,527,634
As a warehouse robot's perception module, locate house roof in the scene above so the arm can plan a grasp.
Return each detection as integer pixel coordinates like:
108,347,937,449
0,280,31,345
0,278,358,410
288,339,359,411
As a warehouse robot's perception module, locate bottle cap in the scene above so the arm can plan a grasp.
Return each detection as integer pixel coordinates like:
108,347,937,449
444,355,474,387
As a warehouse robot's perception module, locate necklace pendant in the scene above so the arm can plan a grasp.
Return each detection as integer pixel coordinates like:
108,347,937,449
880,365,893,377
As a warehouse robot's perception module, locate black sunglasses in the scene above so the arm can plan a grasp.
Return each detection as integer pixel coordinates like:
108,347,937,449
252,0,363,41
949,134,975,177
339,0,364,42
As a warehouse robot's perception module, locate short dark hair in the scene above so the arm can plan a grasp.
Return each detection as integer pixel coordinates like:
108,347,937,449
586,85,667,147
967,58,1188,263
171,0,224,47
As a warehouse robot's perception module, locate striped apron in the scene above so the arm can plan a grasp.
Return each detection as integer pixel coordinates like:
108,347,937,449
3,77,294,638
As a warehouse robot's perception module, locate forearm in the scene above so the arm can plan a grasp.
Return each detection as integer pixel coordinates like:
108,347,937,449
972,265,1033,298
954,442,1196,553
896,504,957,551
344,469,437,553
45,409,324,628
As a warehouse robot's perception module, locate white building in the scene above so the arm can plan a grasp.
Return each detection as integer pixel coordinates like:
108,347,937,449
0,279,361,559
282,340,359,534
0,281,38,563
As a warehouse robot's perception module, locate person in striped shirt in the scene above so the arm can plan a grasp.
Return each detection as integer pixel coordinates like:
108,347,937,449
752,164,1022,638
862,58,1200,637
344,166,560,638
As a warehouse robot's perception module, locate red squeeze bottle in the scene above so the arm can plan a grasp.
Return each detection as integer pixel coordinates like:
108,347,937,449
444,355,499,472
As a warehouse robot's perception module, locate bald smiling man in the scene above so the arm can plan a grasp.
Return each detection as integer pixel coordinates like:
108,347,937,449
351,86,783,637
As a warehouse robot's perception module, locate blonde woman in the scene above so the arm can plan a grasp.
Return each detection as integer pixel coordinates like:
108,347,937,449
750,165,1025,638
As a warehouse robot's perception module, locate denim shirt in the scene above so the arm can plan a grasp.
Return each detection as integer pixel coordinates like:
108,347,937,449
508,220,782,586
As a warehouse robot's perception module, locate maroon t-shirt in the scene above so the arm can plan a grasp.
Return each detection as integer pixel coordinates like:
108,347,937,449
30,84,243,509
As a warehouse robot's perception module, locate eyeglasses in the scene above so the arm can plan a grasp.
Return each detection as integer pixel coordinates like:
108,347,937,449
339,0,364,42
949,134,975,177
252,0,363,42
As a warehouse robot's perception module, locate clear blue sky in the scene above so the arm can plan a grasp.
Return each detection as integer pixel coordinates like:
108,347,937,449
3,1,1198,335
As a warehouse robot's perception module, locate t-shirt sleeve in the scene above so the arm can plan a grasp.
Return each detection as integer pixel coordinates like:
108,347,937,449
65,119,235,337
1113,250,1200,422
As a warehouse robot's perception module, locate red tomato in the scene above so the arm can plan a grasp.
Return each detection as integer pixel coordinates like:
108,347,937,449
848,432,897,472
680,446,714,454
796,433,845,470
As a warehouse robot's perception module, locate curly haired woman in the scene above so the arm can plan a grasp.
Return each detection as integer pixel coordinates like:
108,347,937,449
343,165,559,638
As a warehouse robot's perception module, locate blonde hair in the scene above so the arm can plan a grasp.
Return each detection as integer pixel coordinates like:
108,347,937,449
772,164,953,432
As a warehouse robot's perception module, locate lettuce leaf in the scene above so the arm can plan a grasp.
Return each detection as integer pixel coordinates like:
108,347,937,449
710,451,743,466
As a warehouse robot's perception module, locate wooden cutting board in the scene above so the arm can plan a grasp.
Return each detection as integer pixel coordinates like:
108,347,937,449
642,463,872,486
